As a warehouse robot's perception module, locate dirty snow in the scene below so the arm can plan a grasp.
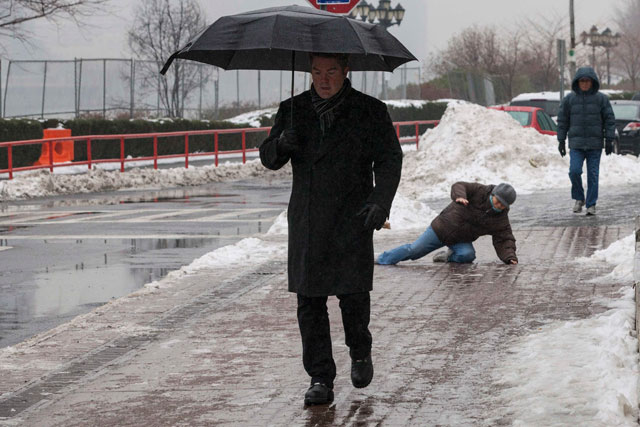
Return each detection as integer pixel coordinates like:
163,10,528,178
397,102,640,200
495,232,639,426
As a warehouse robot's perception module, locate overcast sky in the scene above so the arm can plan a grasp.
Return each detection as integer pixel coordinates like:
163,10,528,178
1,0,625,66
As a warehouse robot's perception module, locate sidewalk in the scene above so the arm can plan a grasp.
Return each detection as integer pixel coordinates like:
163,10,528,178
0,224,632,426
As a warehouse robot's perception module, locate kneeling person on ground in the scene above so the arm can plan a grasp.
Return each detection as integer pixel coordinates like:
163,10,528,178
377,182,518,265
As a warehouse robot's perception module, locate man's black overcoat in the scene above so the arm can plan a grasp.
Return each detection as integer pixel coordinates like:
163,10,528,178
260,88,402,297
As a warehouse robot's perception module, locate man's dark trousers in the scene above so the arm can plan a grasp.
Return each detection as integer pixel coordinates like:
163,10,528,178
297,292,372,388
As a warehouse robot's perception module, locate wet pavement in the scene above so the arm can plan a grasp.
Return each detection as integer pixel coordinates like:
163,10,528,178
0,180,290,348
0,182,637,426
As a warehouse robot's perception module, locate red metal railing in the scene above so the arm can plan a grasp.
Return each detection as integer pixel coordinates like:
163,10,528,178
0,120,438,180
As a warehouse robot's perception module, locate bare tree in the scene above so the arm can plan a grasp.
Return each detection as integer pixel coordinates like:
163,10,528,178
128,0,209,117
496,30,527,100
0,0,110,44
612,0,640,91
429,25,526,103
521,15,566,91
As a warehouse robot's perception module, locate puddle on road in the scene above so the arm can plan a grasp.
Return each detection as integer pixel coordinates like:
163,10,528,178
0,236,229,348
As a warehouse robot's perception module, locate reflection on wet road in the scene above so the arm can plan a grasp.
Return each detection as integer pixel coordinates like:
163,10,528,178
0,180,290,348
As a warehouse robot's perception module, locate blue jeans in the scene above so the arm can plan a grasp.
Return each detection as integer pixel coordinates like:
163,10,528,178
377,226,476,265
569,148,602,208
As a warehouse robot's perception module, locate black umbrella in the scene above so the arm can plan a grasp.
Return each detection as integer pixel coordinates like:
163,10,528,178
159,4,417,121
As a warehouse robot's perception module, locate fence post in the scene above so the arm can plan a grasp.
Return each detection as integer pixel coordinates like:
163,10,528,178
120,137,125,172
41,61,48,119
236,70,240,107
74,58,78,118
87,138,92,170
153,135,158,170
242,130,246,164
102,59,107,119
180,64,185,118
198,66,203,120
77,59,83,117
7,144,12,180
184,134,189,169
49,139,54,172
130,59,135,119
258,70,261,110
157,75,161,117
214,132,219,167
214,77,219,119
1,60,9,118
415,123,419,149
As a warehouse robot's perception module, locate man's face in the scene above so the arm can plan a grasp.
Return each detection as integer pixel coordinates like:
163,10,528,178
492,196,506,210
578,77,592,92
311,56,349,99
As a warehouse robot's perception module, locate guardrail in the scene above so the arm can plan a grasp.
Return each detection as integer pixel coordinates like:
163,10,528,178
0,120,438,180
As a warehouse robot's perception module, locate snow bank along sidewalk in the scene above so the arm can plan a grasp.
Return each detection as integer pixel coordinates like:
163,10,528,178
3,102,640,203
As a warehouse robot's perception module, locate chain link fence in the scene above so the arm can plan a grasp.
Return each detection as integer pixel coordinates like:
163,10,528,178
0,58,423,120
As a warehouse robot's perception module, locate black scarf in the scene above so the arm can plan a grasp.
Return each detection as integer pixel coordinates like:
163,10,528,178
310,78,352,134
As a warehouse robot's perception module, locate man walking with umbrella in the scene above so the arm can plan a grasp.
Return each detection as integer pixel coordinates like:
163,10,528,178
260,52,403,405
160,3,414,407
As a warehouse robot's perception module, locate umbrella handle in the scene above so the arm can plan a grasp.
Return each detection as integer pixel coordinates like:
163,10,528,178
290,51,295,128
160,52,179,75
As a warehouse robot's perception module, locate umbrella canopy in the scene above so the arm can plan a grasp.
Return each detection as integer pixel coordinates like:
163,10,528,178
160,4,416,75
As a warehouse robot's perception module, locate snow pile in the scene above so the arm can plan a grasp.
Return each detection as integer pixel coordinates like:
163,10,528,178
494,232,640,425
384,99,430,108
386,192,438,230
263,192,437,237
225,108,278,127
144,237,287,289
494,287,638,426
577,233,636,282
398,102,640,200
0,160,291,200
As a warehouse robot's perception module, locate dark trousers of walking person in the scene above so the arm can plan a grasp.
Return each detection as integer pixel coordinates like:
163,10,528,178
297,292,372,388
569,148,602,208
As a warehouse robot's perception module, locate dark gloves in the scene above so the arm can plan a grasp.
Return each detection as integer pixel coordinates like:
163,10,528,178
558,141,566,157
605,139,613,155
276,129,301,156
357,203,388,231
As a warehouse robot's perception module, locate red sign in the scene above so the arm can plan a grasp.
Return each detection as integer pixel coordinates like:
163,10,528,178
306,0,360,15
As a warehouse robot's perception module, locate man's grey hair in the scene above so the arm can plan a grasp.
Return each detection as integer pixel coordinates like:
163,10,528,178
309,52,350,71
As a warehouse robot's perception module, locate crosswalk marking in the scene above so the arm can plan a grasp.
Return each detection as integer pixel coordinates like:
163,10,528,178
0,234,262,240
0,208,283,226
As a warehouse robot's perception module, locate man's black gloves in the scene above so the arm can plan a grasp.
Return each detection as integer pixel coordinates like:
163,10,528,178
558,141,566,157
605,139,613,156
357,203,387,231
276,129,301,156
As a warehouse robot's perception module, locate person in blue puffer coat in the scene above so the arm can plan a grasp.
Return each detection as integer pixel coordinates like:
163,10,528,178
557,66,616,216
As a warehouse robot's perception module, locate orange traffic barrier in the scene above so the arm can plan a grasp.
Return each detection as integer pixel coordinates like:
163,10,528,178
33,128,74,166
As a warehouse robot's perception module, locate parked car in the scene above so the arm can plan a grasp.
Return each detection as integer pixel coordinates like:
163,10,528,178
510,90,621,122
489,106,557,136
509,92,563,119
610,100,640,156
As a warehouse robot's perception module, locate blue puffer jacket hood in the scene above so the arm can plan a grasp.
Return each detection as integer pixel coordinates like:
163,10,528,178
571,67,600,94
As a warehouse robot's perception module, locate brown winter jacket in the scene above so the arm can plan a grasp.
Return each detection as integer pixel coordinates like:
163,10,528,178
430,182,517,264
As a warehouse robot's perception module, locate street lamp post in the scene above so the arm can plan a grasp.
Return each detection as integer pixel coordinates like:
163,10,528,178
350,0,405,99
580,25,621,86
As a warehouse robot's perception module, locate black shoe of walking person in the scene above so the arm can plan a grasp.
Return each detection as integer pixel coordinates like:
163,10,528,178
304,382,334,406
351,355,374,388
